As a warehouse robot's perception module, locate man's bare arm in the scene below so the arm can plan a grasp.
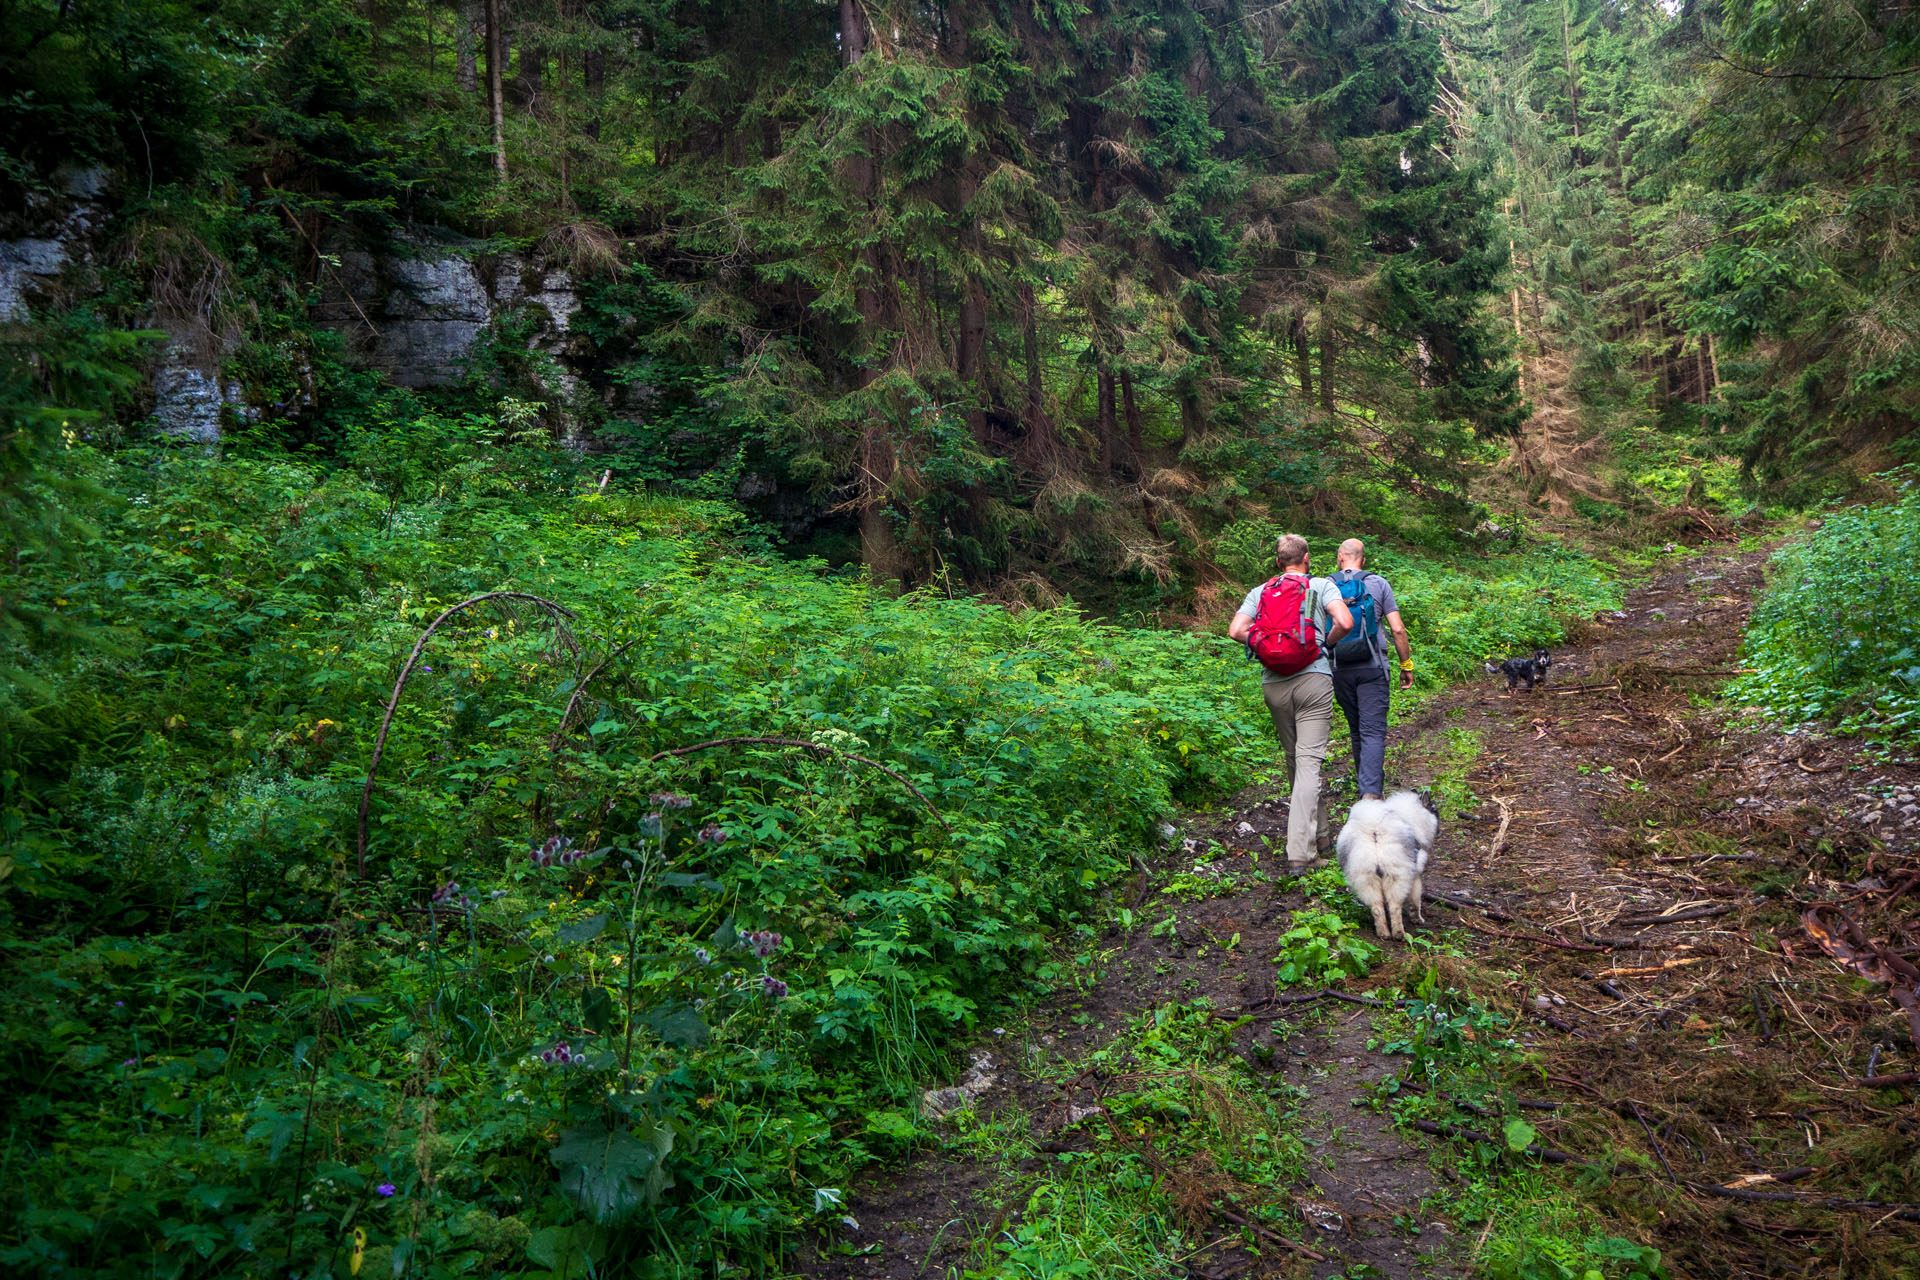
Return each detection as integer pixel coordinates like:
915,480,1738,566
1229,612,1253,642
1387,609,1412,687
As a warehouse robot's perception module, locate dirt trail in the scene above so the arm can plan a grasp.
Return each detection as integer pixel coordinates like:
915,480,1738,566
798,544,1920,1280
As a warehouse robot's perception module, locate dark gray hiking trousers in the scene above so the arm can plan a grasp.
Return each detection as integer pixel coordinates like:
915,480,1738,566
1332,661,1390,797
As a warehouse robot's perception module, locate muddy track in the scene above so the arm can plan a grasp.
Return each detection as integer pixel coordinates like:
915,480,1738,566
795,545,1920,1280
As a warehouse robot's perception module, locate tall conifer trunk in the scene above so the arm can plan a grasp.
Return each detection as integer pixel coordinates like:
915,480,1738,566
840,0,901,580
1290,311,1313,404
456,0,478,94
1316,301,1335,414
1020,283,1056,463
1097,363,1118,474
1561,0,1582,144
957,278,989,444
1121,369,1144,461
486,0,507,179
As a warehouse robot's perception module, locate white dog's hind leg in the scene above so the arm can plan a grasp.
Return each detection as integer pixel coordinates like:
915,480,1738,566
1386,887,1406,939
1362,882,1391,938
1410,873,1425,924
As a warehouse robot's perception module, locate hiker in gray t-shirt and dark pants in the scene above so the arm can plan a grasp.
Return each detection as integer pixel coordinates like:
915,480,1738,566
1328,538,1413,800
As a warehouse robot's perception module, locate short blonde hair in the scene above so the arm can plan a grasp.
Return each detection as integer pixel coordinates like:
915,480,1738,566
1274,533,1309,568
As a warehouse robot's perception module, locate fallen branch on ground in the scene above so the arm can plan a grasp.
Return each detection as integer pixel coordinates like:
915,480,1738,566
1424,888,1514,921
1612,904,1734,927
1214,1200,1328,1262
1409,1119,1593,1166
1684,1181,1920,1222
1596,957,1708,978
1227,989,1405,1020
1651,853,1757,864
1488,796,1514,859
1462,919,1610,953
1528,1007,1580,1034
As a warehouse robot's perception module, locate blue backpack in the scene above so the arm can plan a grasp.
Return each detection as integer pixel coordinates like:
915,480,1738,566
1331,573,1380,666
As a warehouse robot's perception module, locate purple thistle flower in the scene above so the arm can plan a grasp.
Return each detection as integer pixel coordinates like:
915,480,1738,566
693,948,712,966
697,823,728,845
122,1057,137,1069
531,835,577,868
429,879,459,904
376,1183,397,1198
742,930,783,959
760,975,789,1000
650,791,693,810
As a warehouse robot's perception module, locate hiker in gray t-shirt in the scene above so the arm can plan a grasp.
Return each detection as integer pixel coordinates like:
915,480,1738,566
1327,538,1414,800
1229,533,1353,867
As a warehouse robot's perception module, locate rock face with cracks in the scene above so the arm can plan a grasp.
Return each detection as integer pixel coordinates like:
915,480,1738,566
314,234,581,394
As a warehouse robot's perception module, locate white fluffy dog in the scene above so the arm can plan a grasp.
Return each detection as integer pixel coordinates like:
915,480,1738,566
1335,791,1438,940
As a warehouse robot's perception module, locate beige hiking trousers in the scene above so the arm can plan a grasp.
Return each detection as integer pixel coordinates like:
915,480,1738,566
1263,671,1333,864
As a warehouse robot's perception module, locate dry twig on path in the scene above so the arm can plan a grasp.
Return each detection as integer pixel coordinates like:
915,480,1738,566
1489,796,1514,859
1596,957,1708,978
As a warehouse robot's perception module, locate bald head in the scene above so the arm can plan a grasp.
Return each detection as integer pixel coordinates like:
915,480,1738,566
1337,538,1366,569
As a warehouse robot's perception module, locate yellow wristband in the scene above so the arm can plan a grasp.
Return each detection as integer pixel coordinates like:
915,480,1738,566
1400,660,1414,671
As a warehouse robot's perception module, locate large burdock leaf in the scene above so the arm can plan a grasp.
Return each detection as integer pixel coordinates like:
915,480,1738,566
525,1223,606,1280
550,1117,674,1222
640,1001,709,1047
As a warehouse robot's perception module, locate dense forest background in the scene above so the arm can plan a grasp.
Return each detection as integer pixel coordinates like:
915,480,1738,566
9,0,1909,605
2,0,1916,1276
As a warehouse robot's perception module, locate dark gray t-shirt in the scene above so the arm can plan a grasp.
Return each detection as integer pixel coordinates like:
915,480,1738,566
1330,568,1399,668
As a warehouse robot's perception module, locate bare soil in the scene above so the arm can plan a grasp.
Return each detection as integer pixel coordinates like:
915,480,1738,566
794,544,1920,1280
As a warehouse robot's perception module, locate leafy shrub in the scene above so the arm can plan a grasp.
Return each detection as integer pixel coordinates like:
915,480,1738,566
0,430,1267,1275
1732,474,1920,745
1271,908,1381,986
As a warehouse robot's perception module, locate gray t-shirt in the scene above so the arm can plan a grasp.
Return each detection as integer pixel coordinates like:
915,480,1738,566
1237,574,1344,682
1330,568,1400,668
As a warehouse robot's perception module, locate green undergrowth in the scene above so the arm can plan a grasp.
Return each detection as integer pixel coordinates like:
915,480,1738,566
949,1001,1316,1279
0,435,1267,1276
1365,964,1670,1280
1732,472,1920,753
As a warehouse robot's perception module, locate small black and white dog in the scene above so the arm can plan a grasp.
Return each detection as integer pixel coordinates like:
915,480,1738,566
1486,649,1553,692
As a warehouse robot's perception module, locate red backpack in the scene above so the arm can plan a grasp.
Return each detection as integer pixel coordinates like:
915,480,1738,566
1246,574,1322,675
